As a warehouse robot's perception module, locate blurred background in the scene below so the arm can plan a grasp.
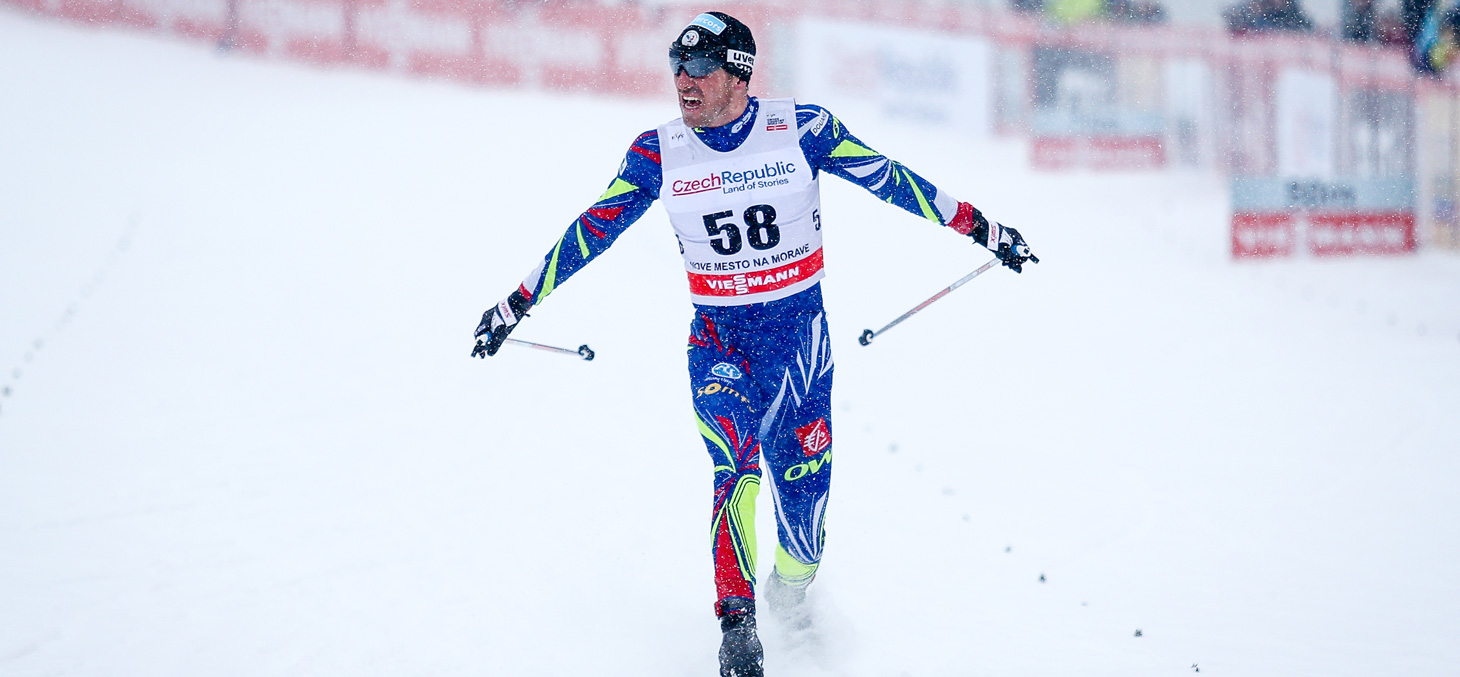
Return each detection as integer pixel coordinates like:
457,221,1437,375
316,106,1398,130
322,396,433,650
8,0,1460,254
3,1,1459,675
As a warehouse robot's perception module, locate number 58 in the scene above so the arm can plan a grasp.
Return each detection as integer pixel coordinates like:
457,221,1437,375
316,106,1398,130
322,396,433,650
703,204,779,255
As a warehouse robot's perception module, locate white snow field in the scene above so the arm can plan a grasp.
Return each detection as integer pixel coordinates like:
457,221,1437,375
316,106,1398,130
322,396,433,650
3,9,1460,677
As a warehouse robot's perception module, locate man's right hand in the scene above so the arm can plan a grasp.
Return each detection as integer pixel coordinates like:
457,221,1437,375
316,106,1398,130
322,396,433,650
472,287,532,358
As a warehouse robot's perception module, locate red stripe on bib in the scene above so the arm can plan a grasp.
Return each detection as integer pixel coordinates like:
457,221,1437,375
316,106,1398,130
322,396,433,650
687,248,824,298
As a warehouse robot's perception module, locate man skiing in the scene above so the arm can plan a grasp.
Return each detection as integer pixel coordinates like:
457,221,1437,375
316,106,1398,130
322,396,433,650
472,11,1035,676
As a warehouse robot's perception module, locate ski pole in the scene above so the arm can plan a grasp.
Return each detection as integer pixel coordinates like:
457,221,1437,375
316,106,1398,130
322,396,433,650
859,257,1004,346
499,338,596,361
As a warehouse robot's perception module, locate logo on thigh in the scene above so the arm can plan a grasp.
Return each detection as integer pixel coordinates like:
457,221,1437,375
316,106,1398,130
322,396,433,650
711,362,744,380
695,381,751,405
783,448,831,482
795,417,831,457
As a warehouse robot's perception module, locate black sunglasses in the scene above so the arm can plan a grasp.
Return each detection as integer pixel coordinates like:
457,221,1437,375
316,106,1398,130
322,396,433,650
671,55,723,78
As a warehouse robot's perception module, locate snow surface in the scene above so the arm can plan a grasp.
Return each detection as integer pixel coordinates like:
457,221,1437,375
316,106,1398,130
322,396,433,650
3,9,1459,676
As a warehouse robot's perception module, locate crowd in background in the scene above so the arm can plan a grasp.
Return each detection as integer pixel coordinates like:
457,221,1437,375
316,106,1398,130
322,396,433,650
1223,0,1315,32
1010,0,1166,23
1220,0,1460,75
1014,0,1460,75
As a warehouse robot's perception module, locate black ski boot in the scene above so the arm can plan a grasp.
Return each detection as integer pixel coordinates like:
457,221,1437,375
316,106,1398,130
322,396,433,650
718,599,764,677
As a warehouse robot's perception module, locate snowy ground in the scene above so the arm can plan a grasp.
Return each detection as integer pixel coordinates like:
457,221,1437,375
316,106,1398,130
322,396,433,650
3,10,1459,676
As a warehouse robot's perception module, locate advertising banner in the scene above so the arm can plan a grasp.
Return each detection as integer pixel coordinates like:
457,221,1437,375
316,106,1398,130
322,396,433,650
792,18,992,135
1028,46,1166,170
1164,58,1214,168
1231,177,1416,258
1275,68,1337,178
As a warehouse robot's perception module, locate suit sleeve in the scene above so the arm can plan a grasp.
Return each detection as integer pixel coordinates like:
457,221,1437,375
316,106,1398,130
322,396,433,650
795,104,971,231
517,130,663,305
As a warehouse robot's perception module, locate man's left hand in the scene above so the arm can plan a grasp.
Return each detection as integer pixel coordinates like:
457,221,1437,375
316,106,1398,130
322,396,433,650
949,202,1038,273
988,222,1037,273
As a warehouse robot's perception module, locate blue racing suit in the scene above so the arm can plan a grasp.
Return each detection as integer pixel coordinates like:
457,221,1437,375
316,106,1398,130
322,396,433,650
514,98,974,616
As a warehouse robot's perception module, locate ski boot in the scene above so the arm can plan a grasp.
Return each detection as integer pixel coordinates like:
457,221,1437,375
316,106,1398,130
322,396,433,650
764,570,812,633
718,598,764,677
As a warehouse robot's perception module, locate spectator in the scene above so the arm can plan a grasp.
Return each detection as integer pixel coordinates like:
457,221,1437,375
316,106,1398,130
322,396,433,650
1411,1,1460,73
1224,0,1315,34
1403,0,1436,45
1040,0,1166,24
1048,0,1103,22
1344,0,1378,41
1106,0,1166,23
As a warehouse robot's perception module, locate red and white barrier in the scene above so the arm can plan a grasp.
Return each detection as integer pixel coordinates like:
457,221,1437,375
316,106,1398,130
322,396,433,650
1031,136,1166,171
7,0,1460,253
1,0,785,98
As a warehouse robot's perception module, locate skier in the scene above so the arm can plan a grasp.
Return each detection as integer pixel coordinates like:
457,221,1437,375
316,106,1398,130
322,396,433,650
472,12,1035,676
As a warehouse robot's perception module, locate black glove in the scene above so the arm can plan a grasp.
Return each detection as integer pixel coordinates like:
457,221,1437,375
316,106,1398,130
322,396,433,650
968,207,1038,273
472,288,532,358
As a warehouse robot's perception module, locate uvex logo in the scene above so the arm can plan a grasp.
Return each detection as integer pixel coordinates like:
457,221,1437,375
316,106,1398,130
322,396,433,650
727,49,755,69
